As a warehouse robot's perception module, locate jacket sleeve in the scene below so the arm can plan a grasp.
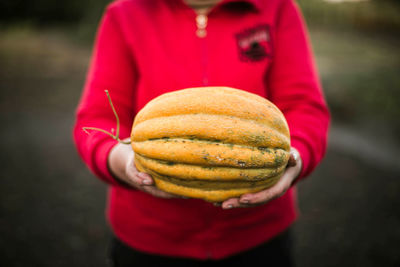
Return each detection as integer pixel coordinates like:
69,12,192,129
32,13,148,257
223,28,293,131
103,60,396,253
267,0,330,181
73,6,138,185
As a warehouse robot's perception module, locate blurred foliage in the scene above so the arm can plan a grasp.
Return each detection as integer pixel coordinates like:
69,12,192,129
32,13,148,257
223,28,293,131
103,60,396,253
297,0,400,32
0,0,112,43
1,0,400,32
295,1,400,134
0,0,111,25
309,26,400,135
1,0,399,133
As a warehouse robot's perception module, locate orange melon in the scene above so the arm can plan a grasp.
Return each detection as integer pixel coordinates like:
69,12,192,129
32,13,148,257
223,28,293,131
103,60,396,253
131,87,290,202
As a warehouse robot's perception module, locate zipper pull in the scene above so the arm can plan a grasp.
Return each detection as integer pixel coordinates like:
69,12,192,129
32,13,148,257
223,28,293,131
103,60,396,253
196,14,208,38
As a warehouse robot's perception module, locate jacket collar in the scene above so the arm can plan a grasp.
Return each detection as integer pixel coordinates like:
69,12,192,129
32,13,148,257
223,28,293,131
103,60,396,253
175,0,262,12
219,0,261,11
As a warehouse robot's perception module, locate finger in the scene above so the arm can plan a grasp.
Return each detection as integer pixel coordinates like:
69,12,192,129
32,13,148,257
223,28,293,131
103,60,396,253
137,172,154,185
126,170,153,187
221,198,241,209
221,197,256,209
287,147,300,167
287,153,296,167
238,189,276,205
239,171,294,205
125,160,154,186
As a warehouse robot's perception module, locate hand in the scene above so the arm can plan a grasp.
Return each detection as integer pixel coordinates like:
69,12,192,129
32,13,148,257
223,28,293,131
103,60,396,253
108,141,178,198
220,147,302,209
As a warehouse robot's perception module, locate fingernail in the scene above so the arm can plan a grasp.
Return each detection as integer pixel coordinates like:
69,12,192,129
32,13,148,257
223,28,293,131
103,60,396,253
138,173,148,179
240,198,249,204
142,179,152,185
224,204,233,209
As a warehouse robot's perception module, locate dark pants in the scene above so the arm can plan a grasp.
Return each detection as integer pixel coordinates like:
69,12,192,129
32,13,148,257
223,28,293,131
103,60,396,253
109,230,294,267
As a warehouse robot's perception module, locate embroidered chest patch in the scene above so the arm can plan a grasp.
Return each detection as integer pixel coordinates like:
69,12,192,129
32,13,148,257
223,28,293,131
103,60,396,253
235,25,272,62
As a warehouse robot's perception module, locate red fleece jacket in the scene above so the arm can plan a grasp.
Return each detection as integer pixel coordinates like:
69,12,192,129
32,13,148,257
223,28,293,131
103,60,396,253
73,0,330,259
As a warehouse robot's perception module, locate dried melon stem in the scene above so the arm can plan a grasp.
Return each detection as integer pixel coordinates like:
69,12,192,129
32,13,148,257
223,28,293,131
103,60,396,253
82,90,131,144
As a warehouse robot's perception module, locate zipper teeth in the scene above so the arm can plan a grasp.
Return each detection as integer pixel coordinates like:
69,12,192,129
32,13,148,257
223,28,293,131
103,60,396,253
194,13,209,85
201,42,208,86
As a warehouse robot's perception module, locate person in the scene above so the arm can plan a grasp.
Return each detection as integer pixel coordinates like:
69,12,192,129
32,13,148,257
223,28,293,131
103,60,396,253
73,0,330,266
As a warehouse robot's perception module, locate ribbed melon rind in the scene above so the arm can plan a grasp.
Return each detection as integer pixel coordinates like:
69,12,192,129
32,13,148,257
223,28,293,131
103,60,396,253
135,153,287,181
133,87,289,137
133,139,289,168
135,158,282,202
132,114,290,150
153,177,280,202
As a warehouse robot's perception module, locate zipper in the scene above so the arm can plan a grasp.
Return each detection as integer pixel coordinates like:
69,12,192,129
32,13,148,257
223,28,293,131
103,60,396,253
195,12,209,85
195,12,212,257
195,13,208,38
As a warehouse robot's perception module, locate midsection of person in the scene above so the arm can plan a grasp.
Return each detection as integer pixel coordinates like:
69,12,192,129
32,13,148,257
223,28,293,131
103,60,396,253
106,0,295,259
74,0,330,261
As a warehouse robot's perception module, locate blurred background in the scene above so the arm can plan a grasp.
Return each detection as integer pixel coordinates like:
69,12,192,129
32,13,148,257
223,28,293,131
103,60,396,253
0,0,399,266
